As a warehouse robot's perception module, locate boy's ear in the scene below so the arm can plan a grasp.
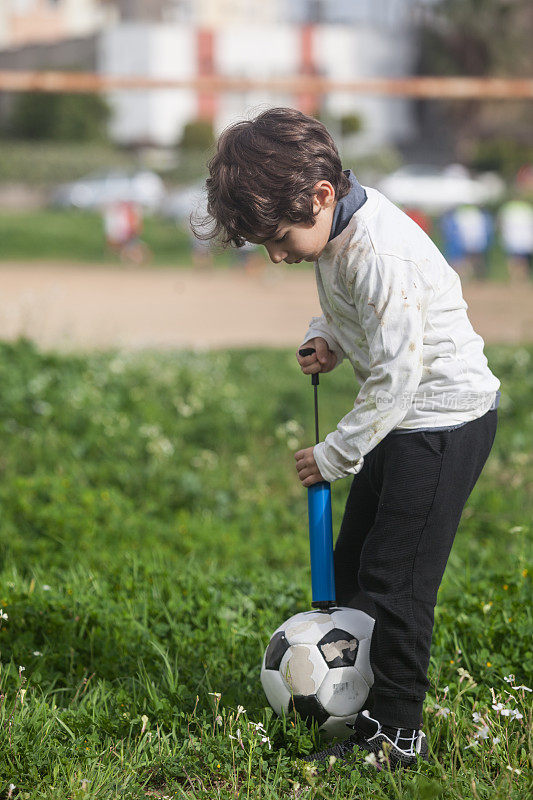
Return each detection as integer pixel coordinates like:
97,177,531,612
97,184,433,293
313,180,335,211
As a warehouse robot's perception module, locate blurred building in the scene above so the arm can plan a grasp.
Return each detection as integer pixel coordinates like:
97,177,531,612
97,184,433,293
0,0,423,152
0,1,115,48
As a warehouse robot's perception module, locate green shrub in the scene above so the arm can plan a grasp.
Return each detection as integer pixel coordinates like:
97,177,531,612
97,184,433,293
340,112,363,137
468,138,533,181
7,91,110,142
179,118,215,152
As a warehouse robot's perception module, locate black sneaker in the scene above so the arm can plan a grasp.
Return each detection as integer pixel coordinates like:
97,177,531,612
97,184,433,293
302,710,430,770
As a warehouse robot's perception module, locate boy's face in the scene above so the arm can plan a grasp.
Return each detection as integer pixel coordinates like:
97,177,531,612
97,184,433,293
248,181,336,264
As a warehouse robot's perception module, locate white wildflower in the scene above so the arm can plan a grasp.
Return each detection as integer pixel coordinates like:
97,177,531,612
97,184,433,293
465,740,479,749
260,735,272,749
364,752,378,766
507,766,521,775
512,685,532,692
229,728,244,749
435,704,451,717
492,737,500,745
0,609,8,621
7,785,16,799
500,708,511,716
215,715,223,726
141,714,149,735
472,712,483,723
328,755,337,767
482,603,492,614
19,689,26,705
492,702,505,713
33,651,42,657
443,685,449,696
509,710,523,721
42,585,51,591
208,692,222,700
504,674,515,684
475,725,490,740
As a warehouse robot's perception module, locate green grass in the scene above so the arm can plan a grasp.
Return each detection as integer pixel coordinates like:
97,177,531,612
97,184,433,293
0,208,512,278
0,340,530,798
0,209,213,268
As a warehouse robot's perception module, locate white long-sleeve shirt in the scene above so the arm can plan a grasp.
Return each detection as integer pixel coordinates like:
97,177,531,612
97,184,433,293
303,186,500,483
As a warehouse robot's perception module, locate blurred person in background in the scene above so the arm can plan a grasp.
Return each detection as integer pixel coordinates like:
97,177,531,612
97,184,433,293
440,206,466,276
498,199,533,282
440,204,493,282
403,207,432,237
103,200,151,265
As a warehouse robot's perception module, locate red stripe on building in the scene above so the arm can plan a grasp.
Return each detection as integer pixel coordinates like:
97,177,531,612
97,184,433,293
197,28,217,120
297,24,318,115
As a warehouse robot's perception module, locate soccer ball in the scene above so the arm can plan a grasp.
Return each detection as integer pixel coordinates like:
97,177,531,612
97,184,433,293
261,607,375,739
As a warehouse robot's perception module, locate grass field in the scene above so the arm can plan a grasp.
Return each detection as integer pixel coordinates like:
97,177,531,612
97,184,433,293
0,340,530,799
0,210,198,268
0,209,511,280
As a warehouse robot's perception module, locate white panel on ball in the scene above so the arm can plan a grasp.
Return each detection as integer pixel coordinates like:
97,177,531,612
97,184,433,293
284,611,335,645
319,713,358,739
260,668,291,716
279,645,330,697
317,665,370,717
330,608,375,641
354,636,374,687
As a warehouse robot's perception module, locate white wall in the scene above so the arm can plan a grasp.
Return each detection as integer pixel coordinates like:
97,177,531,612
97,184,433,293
315,24,417,152
98,21,418,150
214,24,299,135
98,23,196,146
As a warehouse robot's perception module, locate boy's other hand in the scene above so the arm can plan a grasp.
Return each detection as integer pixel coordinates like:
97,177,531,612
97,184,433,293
295,446,325,487
297,337,337,374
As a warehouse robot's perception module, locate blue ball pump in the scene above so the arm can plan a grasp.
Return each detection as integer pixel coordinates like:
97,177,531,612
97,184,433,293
299,348,336,610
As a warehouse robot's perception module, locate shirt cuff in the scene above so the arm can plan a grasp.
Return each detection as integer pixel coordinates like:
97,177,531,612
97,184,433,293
313,442,364,484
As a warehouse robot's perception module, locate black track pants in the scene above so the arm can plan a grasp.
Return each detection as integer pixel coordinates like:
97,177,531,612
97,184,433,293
333,408,498,728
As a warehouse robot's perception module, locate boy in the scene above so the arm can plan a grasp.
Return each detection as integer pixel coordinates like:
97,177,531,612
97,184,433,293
197,107,500,769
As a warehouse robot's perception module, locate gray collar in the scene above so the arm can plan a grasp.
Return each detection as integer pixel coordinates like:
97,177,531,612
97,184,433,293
328,169,367,242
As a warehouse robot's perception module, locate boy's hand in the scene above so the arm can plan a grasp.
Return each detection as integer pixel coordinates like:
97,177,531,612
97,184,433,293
297,337,337,374
295,446,325,487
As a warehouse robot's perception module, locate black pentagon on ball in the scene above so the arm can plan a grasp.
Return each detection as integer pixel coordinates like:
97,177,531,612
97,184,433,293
317,628,359,668
289,694,329,727
264,631,290,670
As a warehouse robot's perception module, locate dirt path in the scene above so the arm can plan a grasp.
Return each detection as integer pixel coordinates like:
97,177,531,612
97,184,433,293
0,261,531,351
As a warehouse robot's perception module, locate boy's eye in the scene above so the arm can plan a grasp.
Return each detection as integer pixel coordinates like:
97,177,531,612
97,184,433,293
275,233,287,243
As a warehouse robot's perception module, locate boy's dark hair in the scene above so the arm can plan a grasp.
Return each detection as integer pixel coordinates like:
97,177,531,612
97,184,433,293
193,107,350,248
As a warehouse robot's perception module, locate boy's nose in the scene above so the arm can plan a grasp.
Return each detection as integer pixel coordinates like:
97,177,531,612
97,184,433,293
265,245,287,264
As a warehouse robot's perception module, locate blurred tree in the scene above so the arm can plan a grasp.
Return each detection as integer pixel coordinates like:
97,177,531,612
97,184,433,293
470,138,533,181
417,0,533,171
179,119,215,152
339,113,363,137
7,92,111,142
